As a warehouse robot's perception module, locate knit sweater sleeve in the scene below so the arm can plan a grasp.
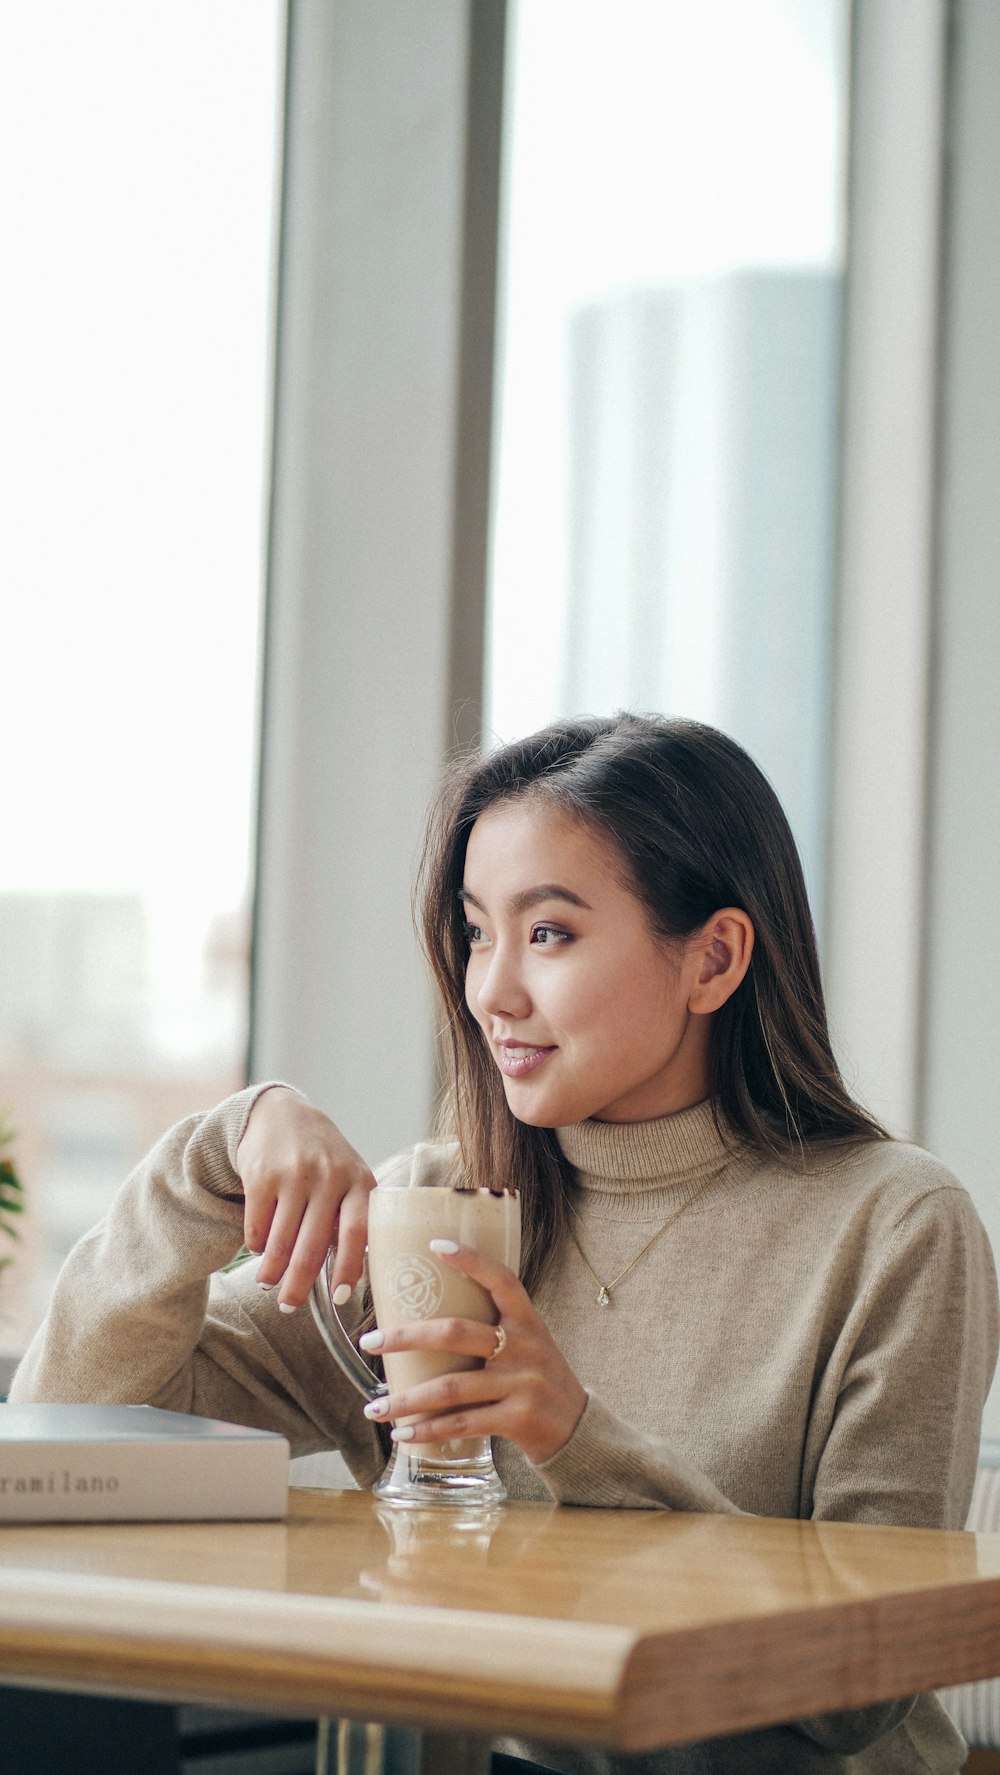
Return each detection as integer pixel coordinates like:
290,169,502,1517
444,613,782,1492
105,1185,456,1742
7,1086,385,1486
792,1182,998,1754
807,1182,998,1530
535,1390,741,1512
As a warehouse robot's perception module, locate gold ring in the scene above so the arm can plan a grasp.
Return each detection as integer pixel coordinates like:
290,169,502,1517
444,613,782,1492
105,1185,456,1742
487,1323,507,1361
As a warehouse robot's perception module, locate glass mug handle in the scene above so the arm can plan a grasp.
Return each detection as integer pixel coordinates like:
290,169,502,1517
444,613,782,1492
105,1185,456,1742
309,1250,387,1405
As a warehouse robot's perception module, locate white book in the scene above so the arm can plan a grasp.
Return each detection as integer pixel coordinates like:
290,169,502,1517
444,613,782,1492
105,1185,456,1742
0,1404,289,1522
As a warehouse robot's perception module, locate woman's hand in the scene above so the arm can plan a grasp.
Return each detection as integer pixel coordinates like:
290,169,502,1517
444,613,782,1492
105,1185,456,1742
358,1242,588,1466
235,1088,377,1312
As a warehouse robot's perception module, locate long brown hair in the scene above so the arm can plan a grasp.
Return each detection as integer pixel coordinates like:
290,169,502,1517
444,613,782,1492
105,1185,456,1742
417,714,888,1295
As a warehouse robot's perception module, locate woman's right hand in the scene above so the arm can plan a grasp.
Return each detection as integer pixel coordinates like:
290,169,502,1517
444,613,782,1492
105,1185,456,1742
235,1087,377,1312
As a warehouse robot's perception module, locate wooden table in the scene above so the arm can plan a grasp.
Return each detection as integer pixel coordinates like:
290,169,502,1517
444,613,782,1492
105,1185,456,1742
2,1488,1000,1771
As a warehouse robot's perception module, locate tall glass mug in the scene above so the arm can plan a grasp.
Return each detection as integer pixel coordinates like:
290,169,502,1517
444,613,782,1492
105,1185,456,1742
310,1185,521,1508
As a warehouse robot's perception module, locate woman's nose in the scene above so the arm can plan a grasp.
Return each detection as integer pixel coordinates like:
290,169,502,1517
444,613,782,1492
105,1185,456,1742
472,944,532,1021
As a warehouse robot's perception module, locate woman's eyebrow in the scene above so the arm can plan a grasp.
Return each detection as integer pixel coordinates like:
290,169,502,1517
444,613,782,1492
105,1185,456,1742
460,884,592,915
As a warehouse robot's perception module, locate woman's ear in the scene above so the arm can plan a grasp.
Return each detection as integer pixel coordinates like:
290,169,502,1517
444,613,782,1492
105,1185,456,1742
687,909,754,1015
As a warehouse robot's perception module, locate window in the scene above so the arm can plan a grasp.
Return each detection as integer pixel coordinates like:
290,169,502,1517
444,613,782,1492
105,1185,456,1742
0,3,282,1348
486,0,850,923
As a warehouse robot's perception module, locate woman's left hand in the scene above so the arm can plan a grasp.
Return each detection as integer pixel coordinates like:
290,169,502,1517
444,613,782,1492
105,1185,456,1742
359,1242,587,1466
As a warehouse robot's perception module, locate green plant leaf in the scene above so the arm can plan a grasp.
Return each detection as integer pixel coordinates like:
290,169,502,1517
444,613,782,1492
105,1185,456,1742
0,1135,24,1247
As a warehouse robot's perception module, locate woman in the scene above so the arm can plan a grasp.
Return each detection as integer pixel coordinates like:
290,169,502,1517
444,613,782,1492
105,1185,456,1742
12,714,998,1773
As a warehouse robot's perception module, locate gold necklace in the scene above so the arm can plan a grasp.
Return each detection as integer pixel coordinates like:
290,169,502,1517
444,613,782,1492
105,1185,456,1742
565,1168,724,1307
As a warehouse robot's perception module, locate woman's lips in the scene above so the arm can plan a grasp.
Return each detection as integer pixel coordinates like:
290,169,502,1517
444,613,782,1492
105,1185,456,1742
496,1042,556,1079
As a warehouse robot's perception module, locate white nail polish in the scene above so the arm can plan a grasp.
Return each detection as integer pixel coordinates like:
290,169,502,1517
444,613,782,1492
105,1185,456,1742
391,1425,415,1442
257,1280,273,1290
331,1283,353,1307
358,1330,384,1352
429,1238,460,1256
364,1399,388,1419
278,1302,298,1314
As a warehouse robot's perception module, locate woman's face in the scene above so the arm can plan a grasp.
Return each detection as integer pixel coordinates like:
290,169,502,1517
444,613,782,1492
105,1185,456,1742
462,799,713,1126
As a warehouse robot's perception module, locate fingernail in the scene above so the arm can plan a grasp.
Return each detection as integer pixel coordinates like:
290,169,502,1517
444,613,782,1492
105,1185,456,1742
278,1301,298,1315
331,1283,352,1307
391,1425,415,1442
429,1239,460,1255
257,1279,273,1290
358,1330,384,1352
364,1398,389,1419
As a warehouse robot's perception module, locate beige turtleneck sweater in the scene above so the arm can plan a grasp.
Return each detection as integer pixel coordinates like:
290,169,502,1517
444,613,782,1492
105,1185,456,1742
10,1084,999,1775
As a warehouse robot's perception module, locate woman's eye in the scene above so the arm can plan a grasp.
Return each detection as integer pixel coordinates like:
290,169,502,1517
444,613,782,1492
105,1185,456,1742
530,923,570,947
462,921,486,947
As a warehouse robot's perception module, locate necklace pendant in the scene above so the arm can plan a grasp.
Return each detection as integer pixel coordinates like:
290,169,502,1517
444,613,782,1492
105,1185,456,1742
597,1285,611,1308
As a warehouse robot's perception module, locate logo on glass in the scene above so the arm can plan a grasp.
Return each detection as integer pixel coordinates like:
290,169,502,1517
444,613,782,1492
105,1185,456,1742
386,1253,443,1320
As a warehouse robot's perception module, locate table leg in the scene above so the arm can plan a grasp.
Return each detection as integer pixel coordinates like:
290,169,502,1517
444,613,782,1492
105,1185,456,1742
316,1718,387,1774
315,1720,491,1775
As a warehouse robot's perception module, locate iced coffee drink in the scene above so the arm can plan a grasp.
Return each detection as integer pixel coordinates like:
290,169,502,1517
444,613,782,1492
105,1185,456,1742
368,1185,521,1462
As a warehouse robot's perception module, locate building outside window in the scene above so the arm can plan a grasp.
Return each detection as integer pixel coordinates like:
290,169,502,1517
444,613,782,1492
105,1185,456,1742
486,0,849,931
